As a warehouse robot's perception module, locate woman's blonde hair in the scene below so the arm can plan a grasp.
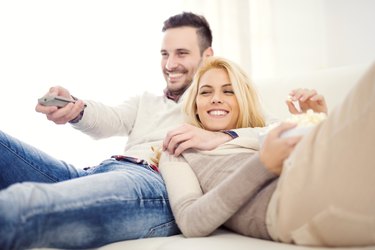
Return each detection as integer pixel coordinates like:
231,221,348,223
183,56,266,129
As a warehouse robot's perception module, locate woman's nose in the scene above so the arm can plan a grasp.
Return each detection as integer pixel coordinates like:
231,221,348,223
211,94,223,104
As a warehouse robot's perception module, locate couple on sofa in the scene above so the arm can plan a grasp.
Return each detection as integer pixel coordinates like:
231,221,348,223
1,11,374,249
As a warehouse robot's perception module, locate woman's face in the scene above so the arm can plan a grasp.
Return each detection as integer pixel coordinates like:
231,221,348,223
196,68,240,131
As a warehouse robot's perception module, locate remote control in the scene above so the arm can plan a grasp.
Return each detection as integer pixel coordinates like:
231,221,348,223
38,96,75,108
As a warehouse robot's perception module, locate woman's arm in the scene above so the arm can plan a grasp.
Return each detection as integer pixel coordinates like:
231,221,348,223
159,151,277,237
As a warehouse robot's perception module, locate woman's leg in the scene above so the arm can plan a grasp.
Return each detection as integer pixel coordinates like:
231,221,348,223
269,62,375,246
0,130,82,189
0,160,179,250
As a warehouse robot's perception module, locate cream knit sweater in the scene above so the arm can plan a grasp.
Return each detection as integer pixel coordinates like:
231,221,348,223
71,92,185,162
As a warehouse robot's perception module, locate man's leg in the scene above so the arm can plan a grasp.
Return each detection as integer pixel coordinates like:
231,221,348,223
269,63,375,246
0,160,179,249
0,130,82,189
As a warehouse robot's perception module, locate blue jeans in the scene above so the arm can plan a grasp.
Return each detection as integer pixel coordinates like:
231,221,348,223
0,130,180,250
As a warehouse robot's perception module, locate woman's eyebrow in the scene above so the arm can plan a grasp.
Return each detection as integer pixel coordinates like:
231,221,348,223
221,83,232,87
199,84,213,89
199,83,232,89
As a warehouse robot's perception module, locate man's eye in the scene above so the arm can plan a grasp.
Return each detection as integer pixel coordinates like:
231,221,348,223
178,51,188,56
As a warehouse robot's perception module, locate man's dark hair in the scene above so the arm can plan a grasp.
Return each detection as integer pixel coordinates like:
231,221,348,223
162,12,213,55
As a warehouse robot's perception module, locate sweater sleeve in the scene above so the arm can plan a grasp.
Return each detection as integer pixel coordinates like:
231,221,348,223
159,151,277,238
71,96,139,139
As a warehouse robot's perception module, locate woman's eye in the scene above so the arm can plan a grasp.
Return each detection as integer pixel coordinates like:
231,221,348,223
199,91,211,95
224,90,235,95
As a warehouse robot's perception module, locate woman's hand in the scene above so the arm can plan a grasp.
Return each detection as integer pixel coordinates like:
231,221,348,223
286,88,328,114
259,123,302,175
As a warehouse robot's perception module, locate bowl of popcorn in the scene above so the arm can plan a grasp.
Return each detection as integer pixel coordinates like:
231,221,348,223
281,109,327,137
259,109,327,146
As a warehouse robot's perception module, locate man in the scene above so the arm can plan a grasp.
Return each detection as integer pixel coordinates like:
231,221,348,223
0,12,234,249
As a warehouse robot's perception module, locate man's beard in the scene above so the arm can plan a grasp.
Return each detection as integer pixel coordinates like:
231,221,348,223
168,79,191,95
164,79,192,102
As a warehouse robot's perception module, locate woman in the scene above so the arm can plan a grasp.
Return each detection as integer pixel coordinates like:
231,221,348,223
158,56,320,239
159,56,375,247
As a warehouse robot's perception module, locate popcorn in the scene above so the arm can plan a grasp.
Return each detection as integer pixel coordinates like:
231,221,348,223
285,109,327,127
258,109,327,146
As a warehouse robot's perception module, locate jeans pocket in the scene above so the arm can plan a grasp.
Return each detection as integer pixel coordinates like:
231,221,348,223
145,219,180,238
291,206,375,247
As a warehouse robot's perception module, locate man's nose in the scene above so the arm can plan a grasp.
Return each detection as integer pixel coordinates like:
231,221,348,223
165,57,178,71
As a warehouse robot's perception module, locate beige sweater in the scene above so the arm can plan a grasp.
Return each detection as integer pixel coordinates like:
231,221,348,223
159,137,278,239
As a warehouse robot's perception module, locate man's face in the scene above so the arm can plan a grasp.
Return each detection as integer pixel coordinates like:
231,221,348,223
160,27,205,95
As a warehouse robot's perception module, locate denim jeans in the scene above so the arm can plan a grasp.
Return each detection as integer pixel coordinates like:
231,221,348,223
0,130,180,250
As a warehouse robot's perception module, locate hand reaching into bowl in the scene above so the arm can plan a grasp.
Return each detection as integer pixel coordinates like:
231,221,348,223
286,88,328,114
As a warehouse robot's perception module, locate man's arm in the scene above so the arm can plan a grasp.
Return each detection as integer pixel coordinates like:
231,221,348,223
35,86,86,124
162,123,234,156
36,86,141,140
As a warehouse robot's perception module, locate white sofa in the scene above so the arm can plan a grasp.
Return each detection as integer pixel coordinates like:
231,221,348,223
37,62,374,250
93,228,375,250
255,63,371,120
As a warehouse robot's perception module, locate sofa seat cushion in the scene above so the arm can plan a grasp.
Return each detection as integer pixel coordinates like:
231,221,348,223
95,229,375,250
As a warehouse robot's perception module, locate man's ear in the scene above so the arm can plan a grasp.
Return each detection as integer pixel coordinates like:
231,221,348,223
203,47,214,57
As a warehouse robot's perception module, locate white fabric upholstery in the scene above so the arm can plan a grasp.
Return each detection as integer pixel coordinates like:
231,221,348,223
255,63,370,120
97,229,375,250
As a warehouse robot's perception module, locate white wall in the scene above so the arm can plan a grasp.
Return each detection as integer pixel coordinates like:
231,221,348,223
181,0,375,77
325,0,375,67
251,0,375,78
